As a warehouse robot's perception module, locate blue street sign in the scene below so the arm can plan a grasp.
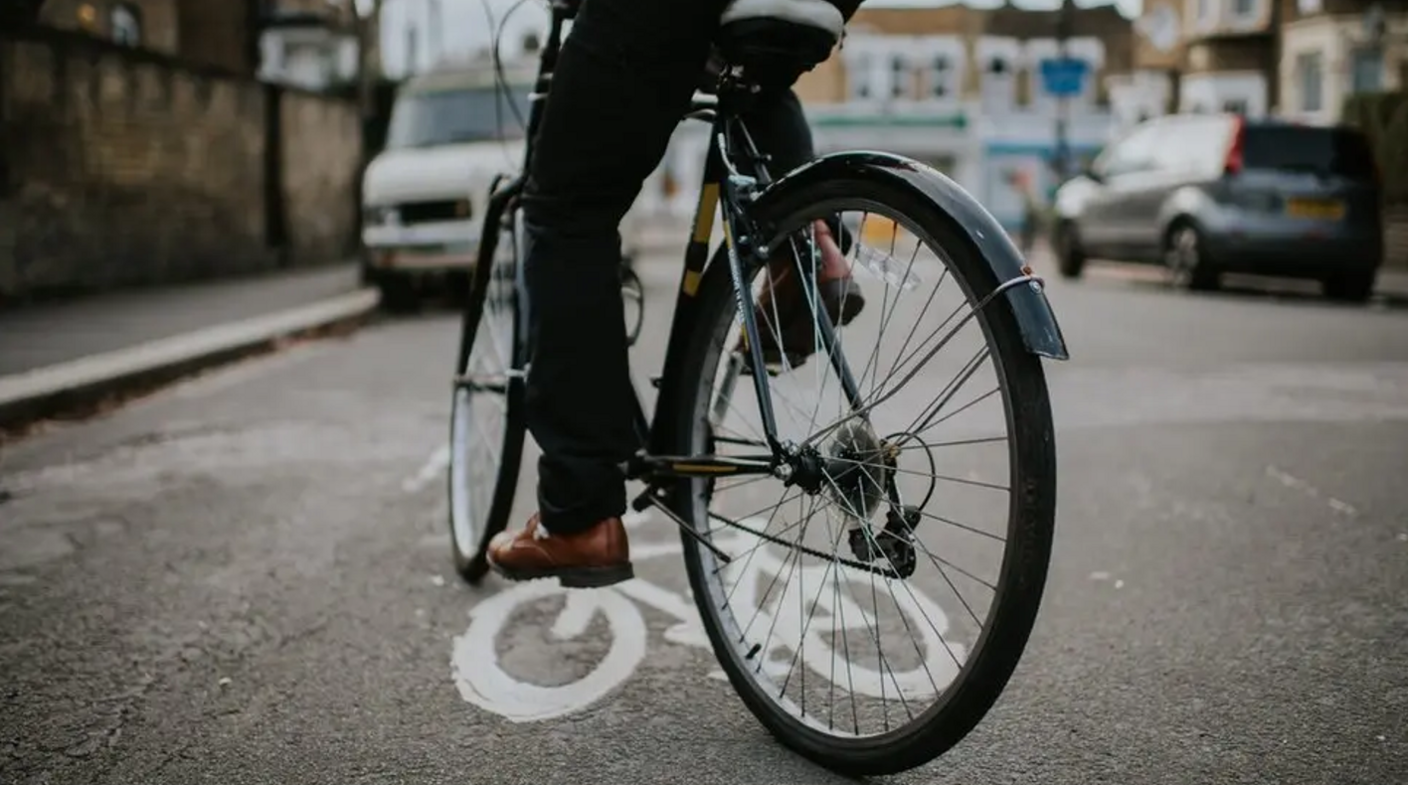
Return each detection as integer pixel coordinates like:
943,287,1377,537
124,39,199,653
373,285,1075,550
1039,57,1089,97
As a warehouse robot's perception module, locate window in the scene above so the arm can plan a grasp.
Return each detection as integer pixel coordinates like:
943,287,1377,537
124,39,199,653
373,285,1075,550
1196,0,1211,23
890,55,909,99
1231,0,1256,18
1297,0,1322,12
1297,51,1323,112
1351,48,1383,94
385,83,533,148
982,56,1014,111
1095,123,1160,177
1150,119,1196,171
850,54,872,100
110,3,141,46
929,54,951,99
1240,126,1376,179
1222,98,1248,114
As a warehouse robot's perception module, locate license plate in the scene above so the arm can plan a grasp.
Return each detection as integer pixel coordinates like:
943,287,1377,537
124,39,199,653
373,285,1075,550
1286,198,1345,220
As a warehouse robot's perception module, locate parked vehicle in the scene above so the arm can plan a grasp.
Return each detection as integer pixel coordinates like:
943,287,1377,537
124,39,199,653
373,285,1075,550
360,60,644,309
1051,113,1384,301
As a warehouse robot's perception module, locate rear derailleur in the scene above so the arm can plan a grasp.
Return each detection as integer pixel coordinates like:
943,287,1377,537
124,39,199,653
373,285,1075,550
847,505,921,579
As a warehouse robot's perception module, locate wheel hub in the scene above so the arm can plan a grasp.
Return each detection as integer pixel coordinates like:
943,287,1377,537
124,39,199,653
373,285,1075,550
780,421,897,520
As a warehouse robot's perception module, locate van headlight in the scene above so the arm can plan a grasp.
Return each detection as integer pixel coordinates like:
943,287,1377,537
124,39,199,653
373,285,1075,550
363,205,398,226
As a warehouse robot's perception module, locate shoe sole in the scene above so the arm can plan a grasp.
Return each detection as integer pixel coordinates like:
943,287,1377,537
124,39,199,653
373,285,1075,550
487,557,636,589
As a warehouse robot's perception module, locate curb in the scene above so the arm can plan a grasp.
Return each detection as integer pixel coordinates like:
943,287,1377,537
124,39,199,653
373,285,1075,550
0,287,381,432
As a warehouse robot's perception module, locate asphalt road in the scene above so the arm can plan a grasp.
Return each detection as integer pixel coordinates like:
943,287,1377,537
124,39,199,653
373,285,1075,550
2,253,1406,784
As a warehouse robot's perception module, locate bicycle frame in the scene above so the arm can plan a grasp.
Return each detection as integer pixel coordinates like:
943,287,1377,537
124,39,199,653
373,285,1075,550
468,1,859,494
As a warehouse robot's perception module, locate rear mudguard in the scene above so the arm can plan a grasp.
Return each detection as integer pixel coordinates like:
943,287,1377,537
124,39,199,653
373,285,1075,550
751,151,1070,361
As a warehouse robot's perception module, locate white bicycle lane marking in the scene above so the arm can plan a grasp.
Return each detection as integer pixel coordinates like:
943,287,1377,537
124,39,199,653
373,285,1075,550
450,514,964,723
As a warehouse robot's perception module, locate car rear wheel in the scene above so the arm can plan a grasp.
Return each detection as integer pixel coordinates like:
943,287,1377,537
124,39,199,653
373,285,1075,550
376,272,419,312
1323,271,1376,303
1166,225,1219,292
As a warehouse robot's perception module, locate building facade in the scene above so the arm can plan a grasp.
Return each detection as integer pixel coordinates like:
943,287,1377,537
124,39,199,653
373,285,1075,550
1279,0,1408,125
1100,0,1407,128
1176,0,1282,116
1105,0,1184,131
784,2,1133,231
34,0,261,75
258,0,360,91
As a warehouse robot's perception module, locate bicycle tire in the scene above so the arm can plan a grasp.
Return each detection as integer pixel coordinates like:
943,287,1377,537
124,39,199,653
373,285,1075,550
448,206,529,585
666,176,1057,776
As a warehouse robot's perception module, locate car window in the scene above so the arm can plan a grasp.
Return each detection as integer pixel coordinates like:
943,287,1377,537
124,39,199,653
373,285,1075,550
1098,123,1161,177
1153,115,1232,177
1241,125,1377,179
384,82,532,149
1148,118,1195,173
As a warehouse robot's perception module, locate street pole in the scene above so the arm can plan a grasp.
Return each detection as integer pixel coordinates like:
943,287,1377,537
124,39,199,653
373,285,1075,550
1054,0,1074,181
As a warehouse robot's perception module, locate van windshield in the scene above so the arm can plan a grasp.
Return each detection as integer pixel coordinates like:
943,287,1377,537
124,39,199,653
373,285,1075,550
1242,126,1377,179
385,83,531,149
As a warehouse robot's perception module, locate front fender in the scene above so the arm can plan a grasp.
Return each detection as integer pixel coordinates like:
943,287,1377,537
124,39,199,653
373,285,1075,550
753,151,1069,361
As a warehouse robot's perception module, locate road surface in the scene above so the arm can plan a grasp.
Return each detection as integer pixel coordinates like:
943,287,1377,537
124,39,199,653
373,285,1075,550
2,255,1406,784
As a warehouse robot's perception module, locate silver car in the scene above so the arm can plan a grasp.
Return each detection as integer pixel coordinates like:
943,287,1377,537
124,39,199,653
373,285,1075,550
1052,113,1384,301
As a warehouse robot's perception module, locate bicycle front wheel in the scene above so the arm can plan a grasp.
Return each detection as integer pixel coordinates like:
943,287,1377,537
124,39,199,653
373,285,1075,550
668,178,1057,775
448,206,528,584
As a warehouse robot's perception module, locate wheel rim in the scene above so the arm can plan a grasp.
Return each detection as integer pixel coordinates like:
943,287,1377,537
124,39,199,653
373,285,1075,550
1167,227,1199,286
685,201,1034,742
449,223,519,559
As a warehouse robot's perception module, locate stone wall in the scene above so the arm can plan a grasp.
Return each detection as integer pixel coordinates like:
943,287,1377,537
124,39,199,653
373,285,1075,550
0,27,361,302
279,90,362,266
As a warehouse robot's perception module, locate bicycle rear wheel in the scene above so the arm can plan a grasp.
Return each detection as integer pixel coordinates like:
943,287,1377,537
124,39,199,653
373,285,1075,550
668,178,1056,775
448,205,528,584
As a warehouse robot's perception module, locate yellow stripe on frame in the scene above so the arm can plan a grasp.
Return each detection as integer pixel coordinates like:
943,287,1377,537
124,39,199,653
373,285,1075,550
671,462,739,474
682,269,702,296
693,183,719,243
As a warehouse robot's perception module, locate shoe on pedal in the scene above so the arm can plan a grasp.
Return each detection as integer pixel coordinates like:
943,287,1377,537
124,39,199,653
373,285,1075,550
743,220,867,374
486,513,634,588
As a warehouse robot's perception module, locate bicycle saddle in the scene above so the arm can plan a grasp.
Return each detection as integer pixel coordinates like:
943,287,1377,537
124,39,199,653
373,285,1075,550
715,0,845,86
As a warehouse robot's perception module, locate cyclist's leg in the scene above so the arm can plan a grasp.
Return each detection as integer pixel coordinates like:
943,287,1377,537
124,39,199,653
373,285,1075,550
499,0,728,568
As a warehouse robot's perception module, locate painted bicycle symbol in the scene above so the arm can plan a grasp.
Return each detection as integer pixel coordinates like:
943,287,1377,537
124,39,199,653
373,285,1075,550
450,518,966,722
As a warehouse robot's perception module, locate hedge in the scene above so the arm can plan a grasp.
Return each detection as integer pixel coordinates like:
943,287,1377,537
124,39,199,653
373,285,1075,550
1341,91,1408,205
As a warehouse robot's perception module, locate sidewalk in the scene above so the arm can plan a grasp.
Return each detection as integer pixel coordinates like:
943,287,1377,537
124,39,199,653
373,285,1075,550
0,264,378,429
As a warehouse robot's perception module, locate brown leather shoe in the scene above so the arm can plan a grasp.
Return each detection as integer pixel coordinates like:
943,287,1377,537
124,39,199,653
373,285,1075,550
486,513,634,588
744,220,866,372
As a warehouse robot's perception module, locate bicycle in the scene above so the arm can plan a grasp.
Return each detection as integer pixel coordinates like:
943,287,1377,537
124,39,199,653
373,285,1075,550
446,0,1069,775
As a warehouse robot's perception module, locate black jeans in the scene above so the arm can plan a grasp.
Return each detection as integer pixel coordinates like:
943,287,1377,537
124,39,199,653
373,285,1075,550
522,0,852,534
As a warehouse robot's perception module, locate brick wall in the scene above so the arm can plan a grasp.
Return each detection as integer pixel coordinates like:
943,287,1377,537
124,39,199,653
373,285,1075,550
0,28,362,302
279,91,361,265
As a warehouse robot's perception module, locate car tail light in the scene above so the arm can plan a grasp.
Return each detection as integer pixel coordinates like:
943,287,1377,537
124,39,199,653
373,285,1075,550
1223,115,1245,176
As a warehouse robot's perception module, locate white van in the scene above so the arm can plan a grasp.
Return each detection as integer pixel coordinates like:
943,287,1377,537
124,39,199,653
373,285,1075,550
360,58,644,308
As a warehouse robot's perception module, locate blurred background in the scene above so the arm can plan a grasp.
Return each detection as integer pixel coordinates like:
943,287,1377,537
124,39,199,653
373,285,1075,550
1,0,1403,308
3,3,1408,783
